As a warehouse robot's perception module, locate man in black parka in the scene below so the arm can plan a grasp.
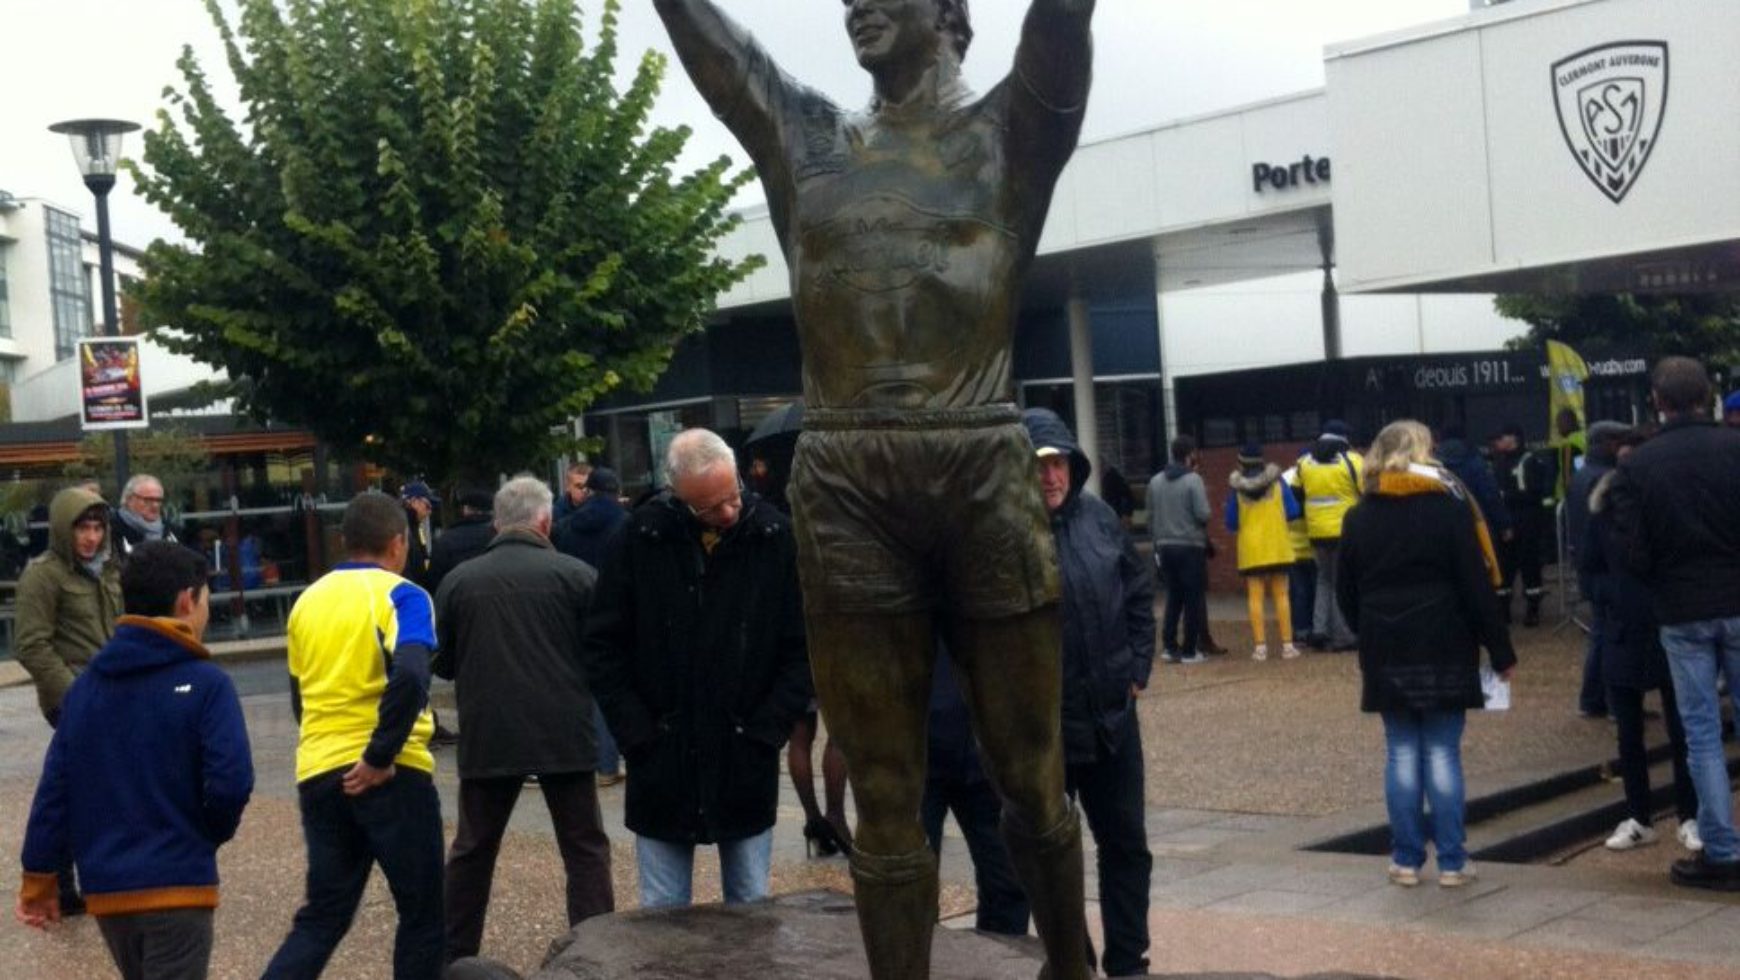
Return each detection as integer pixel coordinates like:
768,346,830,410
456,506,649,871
1022,408,1156,976
583,429,811,908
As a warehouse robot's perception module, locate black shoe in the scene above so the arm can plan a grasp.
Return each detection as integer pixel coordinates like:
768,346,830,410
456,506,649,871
59,892,86,918
430,724,460,748
1671,854,1740,891
804,817,841,858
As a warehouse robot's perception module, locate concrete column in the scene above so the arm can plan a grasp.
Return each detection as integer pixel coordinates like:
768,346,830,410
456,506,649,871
1066,290,1101,497
1319,217,1342,361
1154,247,1178,444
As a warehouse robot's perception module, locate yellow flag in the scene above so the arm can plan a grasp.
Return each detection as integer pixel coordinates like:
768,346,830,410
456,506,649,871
1545,340,1589,442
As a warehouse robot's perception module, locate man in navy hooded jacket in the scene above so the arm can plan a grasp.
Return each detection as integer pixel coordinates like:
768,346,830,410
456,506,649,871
17,540,253,979
1021,408,1156,976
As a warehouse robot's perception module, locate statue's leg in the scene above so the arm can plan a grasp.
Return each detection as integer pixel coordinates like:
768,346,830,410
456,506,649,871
949,607,1091,980
808,610,939,980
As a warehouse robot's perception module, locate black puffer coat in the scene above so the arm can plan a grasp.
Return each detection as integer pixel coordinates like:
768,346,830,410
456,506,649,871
1022,409,1157,764
1337,467,1516,713
583,491,811,844
1580,473,1668,692
1608,417,1740,625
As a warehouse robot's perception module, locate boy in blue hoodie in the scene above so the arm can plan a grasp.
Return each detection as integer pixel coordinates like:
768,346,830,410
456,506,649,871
16,540,254,980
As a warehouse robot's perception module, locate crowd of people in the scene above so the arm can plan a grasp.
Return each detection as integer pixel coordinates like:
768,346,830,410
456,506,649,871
9,359,1740,979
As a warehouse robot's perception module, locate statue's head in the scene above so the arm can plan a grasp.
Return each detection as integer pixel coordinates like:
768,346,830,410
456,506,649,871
844,0,973,71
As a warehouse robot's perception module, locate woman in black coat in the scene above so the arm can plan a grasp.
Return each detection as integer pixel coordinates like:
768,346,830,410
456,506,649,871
1338,420,1517,888
1584,430,1699,853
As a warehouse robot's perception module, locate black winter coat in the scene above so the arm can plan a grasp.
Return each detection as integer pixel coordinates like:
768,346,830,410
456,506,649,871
583,492,811,844
1437,439,1510,535
1023,408,1157,764
1337,473,1516,713
1580,477,1668,691
427,516,495,595
432,531,599,779
1609,417,1740,625
553,494,628,571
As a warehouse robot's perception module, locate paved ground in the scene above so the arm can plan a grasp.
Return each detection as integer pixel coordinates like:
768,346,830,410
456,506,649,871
4,595,1740,978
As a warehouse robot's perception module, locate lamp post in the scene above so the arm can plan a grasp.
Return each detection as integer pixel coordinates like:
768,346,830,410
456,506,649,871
49,118,140,492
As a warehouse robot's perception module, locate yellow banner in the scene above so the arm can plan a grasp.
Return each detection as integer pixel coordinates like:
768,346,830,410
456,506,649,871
1545,340,1588,444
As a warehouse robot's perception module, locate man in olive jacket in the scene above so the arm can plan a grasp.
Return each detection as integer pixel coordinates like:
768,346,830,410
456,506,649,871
14,484,122,914
16,486,122,723
583,429,811,908
434,476,614,963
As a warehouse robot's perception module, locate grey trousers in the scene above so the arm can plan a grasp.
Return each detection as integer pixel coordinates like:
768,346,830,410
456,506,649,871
1312,542,1356,648
97,908,214,980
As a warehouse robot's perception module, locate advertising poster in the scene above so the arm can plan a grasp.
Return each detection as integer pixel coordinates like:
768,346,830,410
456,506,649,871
78,337,149,430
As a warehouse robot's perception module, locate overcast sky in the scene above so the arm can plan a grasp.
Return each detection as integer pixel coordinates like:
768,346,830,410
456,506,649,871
2,0,1477,248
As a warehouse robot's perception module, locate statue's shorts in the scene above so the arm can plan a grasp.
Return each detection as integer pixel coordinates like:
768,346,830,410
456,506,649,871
788,404,1061,620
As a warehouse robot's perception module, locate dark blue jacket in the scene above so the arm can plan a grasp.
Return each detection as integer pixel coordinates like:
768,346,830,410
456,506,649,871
1437,439,1510,535
21,617,253,914
1021,409,1157,764
554,493,629,571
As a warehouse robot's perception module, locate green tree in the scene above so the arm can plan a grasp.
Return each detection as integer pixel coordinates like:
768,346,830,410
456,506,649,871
62,428,212,498
129,0,760,482
1496,293,1740,367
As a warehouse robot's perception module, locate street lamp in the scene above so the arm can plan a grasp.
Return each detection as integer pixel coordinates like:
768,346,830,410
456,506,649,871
49,118,141,492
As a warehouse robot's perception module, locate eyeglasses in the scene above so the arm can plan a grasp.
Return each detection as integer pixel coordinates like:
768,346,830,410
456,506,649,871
685,483,744,523
131,495,164,506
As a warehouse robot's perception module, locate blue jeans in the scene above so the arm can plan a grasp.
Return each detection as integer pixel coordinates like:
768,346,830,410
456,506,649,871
594,703,620,777
635,830,772,908
1661,617,1740,862
1381,710,1468,873
1289,561,1317,640
263,769,445,980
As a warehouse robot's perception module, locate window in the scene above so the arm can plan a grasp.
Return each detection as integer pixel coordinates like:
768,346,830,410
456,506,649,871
0,245,10,338
45,208,89,360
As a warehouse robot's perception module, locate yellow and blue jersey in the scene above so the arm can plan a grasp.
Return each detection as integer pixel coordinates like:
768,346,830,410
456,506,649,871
287,562,436,782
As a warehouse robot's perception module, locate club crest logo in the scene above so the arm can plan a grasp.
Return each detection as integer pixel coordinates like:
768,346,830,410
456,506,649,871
1552,41,1668,204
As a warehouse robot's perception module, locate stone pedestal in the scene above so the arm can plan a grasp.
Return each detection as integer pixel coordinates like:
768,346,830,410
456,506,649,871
445,890,1390,980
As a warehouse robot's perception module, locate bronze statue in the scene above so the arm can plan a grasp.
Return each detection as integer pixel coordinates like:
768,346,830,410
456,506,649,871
652,1,1096,977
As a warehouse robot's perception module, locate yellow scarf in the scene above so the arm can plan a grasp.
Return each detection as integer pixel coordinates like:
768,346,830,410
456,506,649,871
1374,467,1503,588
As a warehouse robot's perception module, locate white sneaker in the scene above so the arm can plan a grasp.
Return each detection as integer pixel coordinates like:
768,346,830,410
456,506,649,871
1252,644,1268,661
1387,863,1420,887
1280,643,1302,659
1679,821,1705,852
1605,818,1659,851
1177,651,1208,664
1439,863,1478,888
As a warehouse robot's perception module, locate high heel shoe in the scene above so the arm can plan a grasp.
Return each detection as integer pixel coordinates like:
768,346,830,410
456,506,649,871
804,817,840,858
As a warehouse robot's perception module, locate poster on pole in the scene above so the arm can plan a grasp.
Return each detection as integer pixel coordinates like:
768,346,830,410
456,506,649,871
78,337,149,431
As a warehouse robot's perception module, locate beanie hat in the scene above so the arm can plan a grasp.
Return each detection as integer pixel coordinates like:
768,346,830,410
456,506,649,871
1237,442,1265,466
1321,419,1351,441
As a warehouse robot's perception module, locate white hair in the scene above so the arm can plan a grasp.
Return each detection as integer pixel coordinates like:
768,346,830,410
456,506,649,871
122,474,163,499
665,429,737,486
493,474,553,531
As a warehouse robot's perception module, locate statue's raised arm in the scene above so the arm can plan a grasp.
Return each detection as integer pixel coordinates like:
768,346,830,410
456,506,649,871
1015,0,1095,111
1008,0,1097,198
652,0,809,233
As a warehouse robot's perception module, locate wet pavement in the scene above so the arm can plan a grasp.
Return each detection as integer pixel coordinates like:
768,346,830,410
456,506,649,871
4,598,1740,978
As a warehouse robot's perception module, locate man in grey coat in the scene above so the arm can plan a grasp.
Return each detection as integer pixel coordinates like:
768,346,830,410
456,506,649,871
1146,436,1211,664
433,476,614,964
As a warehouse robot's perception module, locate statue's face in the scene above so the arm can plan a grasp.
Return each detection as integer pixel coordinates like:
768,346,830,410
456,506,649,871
844,0,943,70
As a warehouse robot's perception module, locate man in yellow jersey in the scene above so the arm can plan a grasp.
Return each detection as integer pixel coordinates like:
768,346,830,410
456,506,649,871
263,492,443,980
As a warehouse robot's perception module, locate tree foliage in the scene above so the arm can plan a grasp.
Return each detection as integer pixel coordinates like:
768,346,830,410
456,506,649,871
63,428,212,497
129,0,760,481
1497,293,1740,368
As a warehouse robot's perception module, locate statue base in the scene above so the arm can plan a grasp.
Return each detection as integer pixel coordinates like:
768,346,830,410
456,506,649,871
445,889,1392,980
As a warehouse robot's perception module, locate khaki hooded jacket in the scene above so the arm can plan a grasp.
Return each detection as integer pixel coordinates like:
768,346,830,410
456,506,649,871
15,487,122,719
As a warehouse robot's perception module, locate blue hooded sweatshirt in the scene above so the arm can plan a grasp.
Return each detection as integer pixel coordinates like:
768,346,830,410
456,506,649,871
20,616,253,916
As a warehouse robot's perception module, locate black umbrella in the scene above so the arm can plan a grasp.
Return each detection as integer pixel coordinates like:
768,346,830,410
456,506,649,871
747,399,804,446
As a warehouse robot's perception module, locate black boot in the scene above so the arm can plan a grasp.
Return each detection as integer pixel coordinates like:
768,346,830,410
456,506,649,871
849,847,939,979
1003,807,1092,980
1524,592,1543,627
